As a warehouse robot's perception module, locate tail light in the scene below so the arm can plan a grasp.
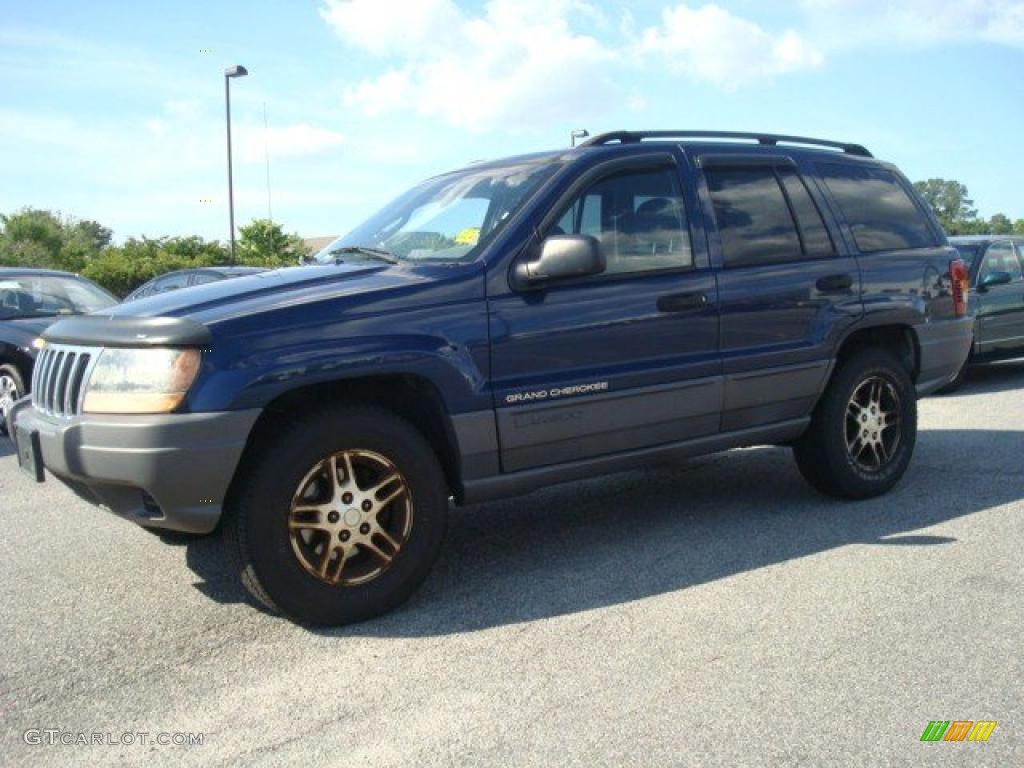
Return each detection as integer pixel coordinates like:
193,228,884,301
950,258,969,317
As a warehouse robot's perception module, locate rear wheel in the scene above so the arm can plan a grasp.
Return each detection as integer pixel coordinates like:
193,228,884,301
793,348,917,499
223,405,448,626
0,364,26,436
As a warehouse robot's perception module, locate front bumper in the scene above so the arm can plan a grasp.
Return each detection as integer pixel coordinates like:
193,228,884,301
915,316,974,396
10,399,260,533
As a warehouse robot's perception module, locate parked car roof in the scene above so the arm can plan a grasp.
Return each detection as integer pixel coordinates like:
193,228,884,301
157,266,267,278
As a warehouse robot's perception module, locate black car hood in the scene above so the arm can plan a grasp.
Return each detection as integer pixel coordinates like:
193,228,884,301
0,316,57,349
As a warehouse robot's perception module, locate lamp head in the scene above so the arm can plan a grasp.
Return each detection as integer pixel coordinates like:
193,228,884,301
225,65,248,78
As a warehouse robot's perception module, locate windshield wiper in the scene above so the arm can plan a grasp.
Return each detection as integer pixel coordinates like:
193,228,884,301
327,246,399,265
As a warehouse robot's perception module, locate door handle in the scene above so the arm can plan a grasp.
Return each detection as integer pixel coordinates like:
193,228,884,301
657,291,709,313
815,273,854,293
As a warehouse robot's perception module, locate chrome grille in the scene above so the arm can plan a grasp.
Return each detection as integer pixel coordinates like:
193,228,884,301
31,344,99,418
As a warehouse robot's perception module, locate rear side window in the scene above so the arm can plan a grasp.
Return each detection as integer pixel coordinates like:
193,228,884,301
190,272,223,286
777,168,834,257
705,165,832,268
154,273,190,293
819,164,937,252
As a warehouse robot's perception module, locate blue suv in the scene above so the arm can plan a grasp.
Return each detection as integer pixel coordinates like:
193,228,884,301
11,131,973,625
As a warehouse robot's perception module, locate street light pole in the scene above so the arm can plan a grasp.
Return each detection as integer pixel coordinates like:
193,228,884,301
224,65,248,263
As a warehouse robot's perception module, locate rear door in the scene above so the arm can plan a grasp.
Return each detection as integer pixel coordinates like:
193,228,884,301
975,240,1024,354
697,156,861,431
488,152,721,472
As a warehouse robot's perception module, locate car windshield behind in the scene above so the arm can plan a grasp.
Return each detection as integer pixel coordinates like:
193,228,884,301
0,275,117,320
314,156,565,264
952,244,983,271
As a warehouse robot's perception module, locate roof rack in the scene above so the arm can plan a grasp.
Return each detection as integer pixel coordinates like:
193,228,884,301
578,130,873,158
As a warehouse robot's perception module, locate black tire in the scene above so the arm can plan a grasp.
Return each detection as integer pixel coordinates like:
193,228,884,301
793,348,917,499
937,348,972,394
223,405,448,626
0,363,27,436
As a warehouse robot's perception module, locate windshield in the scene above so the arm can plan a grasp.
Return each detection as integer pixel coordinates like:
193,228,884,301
0,275,117,320
314,157,564,264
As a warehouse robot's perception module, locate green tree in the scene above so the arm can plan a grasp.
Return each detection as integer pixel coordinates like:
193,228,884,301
1014,219,1024,235
237,219,307,267
80,236,229,297
988,213,1014,235
913,179,978,235
0,208,111,272
0,208,65,268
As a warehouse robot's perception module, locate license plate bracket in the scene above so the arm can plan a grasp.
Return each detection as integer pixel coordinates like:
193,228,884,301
15,427,45,483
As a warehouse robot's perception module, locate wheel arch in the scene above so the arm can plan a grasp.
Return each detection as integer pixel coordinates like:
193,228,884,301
0,344,34,390
229,373,463,500
833,322,920,383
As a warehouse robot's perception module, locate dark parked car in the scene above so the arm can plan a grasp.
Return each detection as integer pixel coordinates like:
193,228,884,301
124,267,266,301
943,235,1024,390
12,130,972,626
0,269,118,433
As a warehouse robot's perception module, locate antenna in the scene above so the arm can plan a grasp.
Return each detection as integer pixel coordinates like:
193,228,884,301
263,102,273,221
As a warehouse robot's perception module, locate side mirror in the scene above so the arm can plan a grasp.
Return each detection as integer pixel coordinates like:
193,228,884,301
514,234,605,288
979,270,1013,291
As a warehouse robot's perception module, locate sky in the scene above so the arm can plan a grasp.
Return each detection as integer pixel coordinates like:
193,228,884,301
1,0,1022,243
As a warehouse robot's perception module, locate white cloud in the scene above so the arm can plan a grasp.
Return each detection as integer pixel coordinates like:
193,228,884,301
324,0,619,131
322,1,830,128
636,4,824,89
800,0,1024,47
319,0,463,57
239,123,346,164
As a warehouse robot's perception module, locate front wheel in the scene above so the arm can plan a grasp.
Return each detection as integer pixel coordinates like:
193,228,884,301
223,405,448,626
0,364,26,436
793,348,917,499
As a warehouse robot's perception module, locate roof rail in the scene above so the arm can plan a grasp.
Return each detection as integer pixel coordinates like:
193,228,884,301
578,130,873,158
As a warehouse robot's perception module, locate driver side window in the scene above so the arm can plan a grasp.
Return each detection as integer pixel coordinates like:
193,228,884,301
551,166,693,275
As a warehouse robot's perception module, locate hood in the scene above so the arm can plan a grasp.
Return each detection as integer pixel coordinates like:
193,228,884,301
108,263,392,319
99,261,482,328
0,316,57,349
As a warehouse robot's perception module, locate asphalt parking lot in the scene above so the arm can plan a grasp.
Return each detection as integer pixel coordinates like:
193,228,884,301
2,362,1022,768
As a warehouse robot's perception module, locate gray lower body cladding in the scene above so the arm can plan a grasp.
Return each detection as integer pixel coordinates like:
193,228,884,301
10,399,259,533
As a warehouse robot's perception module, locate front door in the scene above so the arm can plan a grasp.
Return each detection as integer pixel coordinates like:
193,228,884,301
975,240,1024,356
488,154,721,472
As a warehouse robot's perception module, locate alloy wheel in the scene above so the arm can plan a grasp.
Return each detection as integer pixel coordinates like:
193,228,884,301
0,374,19,433
845,376,901,472
288,449,412,586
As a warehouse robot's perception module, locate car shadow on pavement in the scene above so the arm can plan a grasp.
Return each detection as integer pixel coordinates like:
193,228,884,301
178,425,1024,636
0,440,14,458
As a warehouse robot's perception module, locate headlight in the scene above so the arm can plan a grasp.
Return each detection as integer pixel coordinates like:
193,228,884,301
82,348,202,414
